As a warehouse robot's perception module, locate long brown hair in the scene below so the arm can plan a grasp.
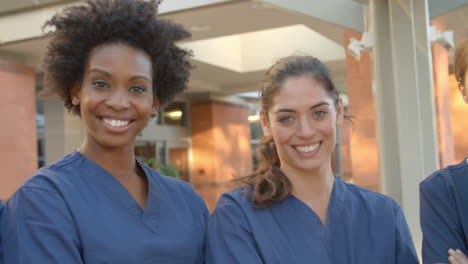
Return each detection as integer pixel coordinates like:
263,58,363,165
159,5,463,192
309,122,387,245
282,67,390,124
236,55,343,208
455,38,468,86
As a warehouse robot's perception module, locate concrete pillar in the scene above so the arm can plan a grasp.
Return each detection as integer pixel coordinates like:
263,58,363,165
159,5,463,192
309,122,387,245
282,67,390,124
431,18,455,168
369,0,439,253
44,98,84,165
190,98,252,211
0,61,37,199
344,30,380,192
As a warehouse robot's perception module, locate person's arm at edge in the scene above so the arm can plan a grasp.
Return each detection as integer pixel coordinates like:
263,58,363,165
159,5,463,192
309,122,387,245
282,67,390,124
393,200,420,264
420,175,467,264
3,187,83,264
205,195,263,264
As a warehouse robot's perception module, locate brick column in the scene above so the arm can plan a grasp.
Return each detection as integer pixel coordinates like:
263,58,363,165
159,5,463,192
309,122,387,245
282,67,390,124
449,74,468,163
344,30,380,192
431,18,455,168
0,61,37,199
190,99,252,211
338,123,353,181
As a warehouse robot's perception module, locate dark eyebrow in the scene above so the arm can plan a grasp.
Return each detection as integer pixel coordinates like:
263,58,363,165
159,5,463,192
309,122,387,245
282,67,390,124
274,101,330,113
130,75,152,83
89,69,151,82
275,108,296,113
310,102,329,109
89,68,111,76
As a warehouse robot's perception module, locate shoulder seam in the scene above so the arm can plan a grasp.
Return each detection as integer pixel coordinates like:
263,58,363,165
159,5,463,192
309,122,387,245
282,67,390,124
18,186,61,195
47,152,81,170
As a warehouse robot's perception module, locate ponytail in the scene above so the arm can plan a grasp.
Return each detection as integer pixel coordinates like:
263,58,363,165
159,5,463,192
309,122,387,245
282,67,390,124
235,136,292,208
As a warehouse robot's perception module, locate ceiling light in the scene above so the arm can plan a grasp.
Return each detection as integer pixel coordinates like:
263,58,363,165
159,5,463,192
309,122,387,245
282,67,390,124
165,110,183,119
248,115,260,122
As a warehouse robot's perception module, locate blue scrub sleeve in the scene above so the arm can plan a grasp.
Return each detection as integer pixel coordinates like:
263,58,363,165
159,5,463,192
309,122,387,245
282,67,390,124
393,202,420,264
0,201,4,264
205,198,264,264
420,179,467,264
3,187,83,264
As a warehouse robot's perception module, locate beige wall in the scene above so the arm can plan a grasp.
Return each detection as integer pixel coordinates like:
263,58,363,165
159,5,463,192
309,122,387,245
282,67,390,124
44,98,84,165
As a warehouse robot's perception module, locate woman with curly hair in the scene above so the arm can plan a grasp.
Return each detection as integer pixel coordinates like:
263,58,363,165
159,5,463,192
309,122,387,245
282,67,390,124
3,0,207,263
0,201,3,263
205,56,419,263
420,38,468,264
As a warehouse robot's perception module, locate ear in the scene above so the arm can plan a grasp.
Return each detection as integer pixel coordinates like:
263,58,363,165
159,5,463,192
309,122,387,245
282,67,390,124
336,97,344,126
458,81,468,104
71,82,81,106
152,97,160,113
260,111,272,137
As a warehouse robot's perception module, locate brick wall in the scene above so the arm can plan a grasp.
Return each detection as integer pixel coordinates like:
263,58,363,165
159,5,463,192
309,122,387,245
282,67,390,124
0,61,37,199
190,100,252,211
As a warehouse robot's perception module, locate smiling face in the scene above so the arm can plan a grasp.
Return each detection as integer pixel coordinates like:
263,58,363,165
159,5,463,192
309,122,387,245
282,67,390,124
261,75,343,175
72,43,158,150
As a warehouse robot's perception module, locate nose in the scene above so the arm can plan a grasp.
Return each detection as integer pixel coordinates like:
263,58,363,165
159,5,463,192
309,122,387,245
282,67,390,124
296,117,316,138
105,88,130,111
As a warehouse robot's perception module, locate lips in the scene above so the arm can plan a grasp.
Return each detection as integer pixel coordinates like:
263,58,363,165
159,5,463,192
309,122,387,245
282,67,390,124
293,142,321,155
102,118,130,127
99,116,133,133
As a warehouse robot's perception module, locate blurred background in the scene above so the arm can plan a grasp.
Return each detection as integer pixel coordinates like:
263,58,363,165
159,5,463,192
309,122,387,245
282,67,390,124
0,0,467,255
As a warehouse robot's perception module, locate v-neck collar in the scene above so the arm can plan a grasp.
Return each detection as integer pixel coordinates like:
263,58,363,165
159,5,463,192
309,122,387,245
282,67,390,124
73,151,164,233
288,176,347,230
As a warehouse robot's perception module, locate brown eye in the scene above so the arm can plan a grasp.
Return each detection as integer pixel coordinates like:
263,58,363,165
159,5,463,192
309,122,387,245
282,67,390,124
92,80,108,88
129,85,147,93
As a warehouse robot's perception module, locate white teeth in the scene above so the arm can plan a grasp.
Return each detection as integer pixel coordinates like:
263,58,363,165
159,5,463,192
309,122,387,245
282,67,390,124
295,143,319,153
103,118,130,127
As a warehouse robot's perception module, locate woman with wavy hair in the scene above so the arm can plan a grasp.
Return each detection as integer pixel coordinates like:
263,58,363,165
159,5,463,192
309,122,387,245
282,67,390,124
3,0,207,263
420,38,468,264
206,55,419,263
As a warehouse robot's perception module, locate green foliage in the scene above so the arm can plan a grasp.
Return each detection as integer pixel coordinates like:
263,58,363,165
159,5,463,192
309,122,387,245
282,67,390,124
142,157,181,179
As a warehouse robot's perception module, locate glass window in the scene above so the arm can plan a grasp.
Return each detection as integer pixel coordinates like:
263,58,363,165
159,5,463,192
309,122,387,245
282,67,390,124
161,102,187,127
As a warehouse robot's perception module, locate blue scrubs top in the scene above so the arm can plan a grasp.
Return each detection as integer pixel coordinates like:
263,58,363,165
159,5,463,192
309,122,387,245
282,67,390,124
0,200,4,264
3,151,208,264
206,177,419,264
420,158,468,264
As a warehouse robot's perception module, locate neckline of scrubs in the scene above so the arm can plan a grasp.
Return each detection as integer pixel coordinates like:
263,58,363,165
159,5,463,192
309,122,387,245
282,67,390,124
288,176,346,231
72,151,164,232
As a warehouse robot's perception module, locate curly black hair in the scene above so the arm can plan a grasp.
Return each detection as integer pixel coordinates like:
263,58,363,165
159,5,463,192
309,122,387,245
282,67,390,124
41,0,192,115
